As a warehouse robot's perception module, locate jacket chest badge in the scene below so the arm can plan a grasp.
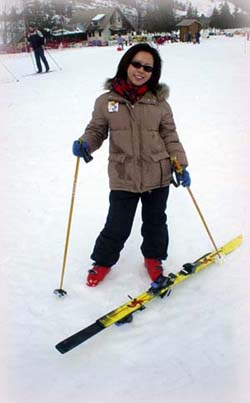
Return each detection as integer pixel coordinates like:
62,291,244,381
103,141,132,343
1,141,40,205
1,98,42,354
108,101,119,112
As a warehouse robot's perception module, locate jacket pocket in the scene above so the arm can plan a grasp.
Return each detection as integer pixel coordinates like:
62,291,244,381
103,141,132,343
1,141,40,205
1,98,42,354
143,151,171,188
108,153,126,163
108,153,132,185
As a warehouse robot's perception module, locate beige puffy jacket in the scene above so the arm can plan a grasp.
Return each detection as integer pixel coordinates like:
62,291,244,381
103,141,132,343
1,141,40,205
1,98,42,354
80,81,188,193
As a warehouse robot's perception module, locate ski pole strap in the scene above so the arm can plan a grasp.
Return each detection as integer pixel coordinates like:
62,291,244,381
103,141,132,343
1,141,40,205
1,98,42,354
170,156,182,187
79,138,93,163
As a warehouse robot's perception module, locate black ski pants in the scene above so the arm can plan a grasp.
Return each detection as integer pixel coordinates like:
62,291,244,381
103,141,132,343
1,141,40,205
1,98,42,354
34,47,49,72
91,187,169,267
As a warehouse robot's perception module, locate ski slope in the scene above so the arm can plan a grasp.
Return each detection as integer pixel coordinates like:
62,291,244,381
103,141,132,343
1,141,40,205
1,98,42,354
1,35,250,403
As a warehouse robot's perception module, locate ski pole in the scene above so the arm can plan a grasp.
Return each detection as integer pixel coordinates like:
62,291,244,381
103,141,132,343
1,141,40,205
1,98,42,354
54,143,93,297
171,156,221,258
54,157,81,297
0,59,19,82
29,49,36,72
45,48,63,71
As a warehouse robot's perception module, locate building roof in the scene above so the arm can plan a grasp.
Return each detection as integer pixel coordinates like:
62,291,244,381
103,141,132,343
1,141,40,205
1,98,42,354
51,28,85,37
176,19,202,27
91,14,106,22
71,7,135,32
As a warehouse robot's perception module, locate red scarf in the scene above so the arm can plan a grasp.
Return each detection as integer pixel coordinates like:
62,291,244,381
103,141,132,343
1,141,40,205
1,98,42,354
112,78,148,104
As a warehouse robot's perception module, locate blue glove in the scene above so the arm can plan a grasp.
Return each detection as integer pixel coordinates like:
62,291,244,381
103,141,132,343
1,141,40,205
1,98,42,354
72,140,90,157
176,168,191,187
72,140,93,163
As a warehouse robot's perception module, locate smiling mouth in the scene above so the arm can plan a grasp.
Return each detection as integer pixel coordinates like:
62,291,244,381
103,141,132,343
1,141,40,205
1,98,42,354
134,74,144,80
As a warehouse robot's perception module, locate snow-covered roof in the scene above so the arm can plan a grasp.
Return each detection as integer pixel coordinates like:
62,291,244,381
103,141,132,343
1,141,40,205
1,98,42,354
51,28,84,36
92,14,106,21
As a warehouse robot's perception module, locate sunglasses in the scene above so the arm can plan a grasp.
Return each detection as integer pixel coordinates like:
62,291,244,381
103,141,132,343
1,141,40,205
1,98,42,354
130,61,154,73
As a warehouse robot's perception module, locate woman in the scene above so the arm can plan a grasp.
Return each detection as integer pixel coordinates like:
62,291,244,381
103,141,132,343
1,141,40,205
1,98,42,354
73,43,190,287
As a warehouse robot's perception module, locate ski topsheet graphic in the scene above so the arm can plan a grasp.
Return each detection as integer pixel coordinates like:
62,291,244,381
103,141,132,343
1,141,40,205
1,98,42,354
55,235,242,354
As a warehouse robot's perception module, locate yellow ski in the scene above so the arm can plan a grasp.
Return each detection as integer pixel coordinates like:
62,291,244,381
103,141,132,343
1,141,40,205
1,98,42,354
56,235,242,354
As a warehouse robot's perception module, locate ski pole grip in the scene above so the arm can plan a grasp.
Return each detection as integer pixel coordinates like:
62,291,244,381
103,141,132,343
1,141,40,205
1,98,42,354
171,156,183,174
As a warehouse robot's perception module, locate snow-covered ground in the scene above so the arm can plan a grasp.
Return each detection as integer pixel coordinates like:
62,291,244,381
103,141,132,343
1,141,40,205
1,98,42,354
1,35,250,403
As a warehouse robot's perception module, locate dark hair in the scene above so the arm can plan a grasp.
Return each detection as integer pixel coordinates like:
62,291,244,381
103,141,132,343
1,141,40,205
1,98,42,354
113,43,162,93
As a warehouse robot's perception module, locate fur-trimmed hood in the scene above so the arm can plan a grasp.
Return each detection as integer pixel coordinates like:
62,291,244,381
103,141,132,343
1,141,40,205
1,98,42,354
104,78,170,101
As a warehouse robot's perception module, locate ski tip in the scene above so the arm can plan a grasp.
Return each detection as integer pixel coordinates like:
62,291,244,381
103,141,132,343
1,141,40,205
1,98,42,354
226,234,243,245
222,234,243,255
55,343,67,354
236,234,243,248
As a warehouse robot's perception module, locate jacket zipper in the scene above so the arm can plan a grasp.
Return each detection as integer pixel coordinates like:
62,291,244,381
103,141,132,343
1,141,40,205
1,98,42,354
126,102,142,192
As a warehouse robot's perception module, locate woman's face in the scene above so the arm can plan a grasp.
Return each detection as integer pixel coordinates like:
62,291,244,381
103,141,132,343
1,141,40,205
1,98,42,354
127,51,154,86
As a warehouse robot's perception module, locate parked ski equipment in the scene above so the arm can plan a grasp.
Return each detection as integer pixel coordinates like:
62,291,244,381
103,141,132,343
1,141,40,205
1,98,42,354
55,235,242,354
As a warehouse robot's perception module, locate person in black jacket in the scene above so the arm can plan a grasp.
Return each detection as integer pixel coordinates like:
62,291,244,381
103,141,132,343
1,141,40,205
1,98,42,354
27,26,50,73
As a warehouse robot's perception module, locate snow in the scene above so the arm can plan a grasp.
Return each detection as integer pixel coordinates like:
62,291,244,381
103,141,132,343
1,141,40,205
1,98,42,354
1,35,250,403
184,0,237,17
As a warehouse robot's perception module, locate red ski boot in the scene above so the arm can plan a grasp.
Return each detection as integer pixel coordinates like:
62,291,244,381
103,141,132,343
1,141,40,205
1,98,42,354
144,258,163,281
86,265,111,287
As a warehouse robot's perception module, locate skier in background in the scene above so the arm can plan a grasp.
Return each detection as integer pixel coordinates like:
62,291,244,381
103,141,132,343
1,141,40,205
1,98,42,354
72,43,191,287
27,26,50,73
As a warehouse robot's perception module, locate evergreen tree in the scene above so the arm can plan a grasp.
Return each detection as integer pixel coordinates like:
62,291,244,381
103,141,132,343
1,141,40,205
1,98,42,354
232,6,250,28
186,2,194,18
219,1,234,29
24,0,54,30
174,1,186,12
144,0,176,33
209,7,220,29
162,0,176,31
